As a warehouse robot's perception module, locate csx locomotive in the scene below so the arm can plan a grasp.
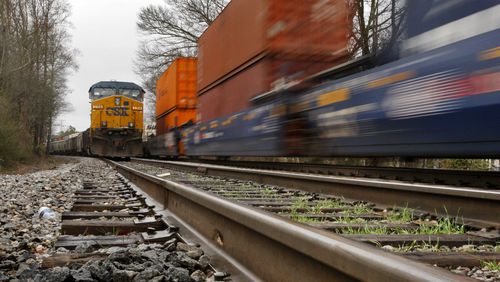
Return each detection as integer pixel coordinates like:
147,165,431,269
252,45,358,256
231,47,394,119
50,81,145,157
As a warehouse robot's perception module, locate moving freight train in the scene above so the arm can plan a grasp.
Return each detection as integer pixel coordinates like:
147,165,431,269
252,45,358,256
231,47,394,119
148,0,500,159
50,81,145,157
52,1,500,159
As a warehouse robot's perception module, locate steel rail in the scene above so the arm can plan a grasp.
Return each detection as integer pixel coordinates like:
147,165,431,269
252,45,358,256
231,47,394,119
131,158,500,226
110,160,468,282
193,159,500,189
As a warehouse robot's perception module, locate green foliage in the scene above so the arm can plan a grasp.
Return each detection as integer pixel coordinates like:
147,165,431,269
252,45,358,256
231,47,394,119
54,125,77,139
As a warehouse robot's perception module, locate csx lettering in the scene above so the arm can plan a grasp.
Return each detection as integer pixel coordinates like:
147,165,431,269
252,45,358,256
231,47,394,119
106,107,129,116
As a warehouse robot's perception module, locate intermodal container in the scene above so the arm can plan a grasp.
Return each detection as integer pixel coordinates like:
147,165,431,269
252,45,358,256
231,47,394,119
156,108,196,136
197,0,351,92
156,57,197,118
198,57,332,122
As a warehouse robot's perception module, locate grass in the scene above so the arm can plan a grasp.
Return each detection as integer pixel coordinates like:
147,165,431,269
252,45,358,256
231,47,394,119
291,197,310,210
339,225,388,235
335,213,465,236
289,197,318,223
386,206,414,223
481,260,500,271
417,216,465,234
349,203,372,215
332,215,367,224
262,187,277,197
310,198,346,213
387,240,443,253
290,213,322,223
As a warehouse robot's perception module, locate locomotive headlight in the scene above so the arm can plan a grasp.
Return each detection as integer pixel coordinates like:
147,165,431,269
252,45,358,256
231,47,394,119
101,121,107,128
128,122,135,128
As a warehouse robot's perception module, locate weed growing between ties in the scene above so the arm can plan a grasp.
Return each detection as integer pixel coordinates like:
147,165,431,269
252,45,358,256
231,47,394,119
340,226,388,235
386,206,415,223
289,197,319,223
417,216,465,235
334,208,465,236
349,203,372,215
481,260,500,271
310,198,347,212
262,186,277,197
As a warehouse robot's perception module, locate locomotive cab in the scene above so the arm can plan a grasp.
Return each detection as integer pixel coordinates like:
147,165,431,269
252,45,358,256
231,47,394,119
88,81,144,157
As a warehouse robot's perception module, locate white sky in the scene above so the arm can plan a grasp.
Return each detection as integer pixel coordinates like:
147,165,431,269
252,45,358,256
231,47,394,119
57,0,164,132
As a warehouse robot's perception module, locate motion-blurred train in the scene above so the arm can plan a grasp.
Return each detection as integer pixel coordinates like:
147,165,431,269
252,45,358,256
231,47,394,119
50,81,145,158
147,0,500,159
53,1,500,159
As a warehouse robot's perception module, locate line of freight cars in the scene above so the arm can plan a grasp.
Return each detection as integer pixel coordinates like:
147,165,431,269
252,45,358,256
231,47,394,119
147,0,500,159
50,81,145,158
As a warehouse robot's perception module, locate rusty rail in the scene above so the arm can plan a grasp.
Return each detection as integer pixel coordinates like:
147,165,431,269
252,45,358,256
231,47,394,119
110,160,468,281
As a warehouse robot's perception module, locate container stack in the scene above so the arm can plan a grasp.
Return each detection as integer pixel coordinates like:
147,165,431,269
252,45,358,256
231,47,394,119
197,0,351,122
156,58,197,135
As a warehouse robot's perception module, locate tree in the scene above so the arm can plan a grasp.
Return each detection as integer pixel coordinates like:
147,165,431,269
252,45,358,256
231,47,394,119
54,125,76,138
0,0,77,162
135,0,228,116
348,0,406,58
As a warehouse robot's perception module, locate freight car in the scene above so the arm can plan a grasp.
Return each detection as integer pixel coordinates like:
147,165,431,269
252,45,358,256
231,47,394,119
150,0,500,159
49,133,82,155
50,81,145,158
146,58,197,158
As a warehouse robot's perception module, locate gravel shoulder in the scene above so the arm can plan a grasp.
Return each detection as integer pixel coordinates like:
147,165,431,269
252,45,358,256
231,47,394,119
0,156,79,176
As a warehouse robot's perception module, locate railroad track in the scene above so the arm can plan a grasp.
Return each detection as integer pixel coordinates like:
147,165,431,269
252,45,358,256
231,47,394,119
112,159,500,281
41,167,230,281
131,158,500,227
191,159,500,189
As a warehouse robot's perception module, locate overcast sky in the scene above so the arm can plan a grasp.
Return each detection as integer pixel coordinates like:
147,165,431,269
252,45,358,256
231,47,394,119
57,0,164,132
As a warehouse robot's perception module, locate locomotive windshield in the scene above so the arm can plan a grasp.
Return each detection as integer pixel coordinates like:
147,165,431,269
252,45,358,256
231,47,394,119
119,89,143,100
89,81,145,101
92,87,116,98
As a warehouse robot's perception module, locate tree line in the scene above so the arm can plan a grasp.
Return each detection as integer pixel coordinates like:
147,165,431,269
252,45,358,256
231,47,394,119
0,0,76,166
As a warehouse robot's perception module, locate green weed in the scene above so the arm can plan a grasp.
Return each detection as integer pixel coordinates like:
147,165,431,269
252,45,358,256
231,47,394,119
481,260,500,271
386,206,414,223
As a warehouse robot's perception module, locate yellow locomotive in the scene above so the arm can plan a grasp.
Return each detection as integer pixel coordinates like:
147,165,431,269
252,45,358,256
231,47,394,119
87,81,144,157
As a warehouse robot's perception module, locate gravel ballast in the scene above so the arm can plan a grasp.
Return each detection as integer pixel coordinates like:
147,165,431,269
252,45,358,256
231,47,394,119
0,158,220,282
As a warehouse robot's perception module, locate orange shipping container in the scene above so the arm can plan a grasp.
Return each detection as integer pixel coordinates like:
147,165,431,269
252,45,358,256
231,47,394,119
156,108,195,135
156,57,197,118
197,0,351,93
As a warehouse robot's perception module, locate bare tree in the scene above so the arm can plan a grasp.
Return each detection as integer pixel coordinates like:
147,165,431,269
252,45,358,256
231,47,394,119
0,0,77,161
135,0,228,95
348,0,406,58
